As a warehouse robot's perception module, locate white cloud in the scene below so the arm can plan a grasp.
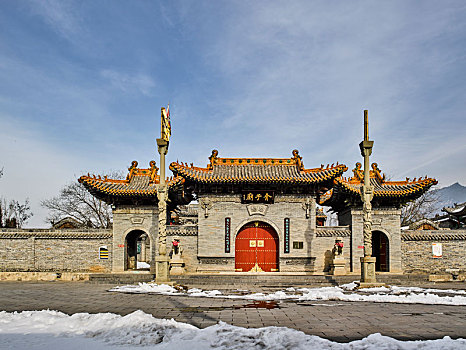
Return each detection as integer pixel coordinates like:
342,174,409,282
28,0,83,40
187,1,466,183
100,69,156,96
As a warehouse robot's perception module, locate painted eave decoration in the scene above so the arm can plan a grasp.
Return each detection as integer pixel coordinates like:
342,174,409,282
319,162,437,205
78,160,185,201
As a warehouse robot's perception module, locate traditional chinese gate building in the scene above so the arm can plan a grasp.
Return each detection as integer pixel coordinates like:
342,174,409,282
319,162,437,273
77,147,438,275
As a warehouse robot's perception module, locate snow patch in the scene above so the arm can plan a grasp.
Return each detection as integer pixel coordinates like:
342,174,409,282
137,261,151,269
110,282,466,305
1,310,465,349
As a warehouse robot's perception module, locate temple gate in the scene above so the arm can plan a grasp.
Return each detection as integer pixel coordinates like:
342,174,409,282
235,221,279,272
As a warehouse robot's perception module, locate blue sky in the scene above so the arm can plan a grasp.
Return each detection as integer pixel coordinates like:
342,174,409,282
1,0,465,227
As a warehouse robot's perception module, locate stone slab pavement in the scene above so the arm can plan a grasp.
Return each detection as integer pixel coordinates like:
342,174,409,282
0,281,465,343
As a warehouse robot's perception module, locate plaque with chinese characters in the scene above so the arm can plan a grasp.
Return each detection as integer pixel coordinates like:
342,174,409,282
241,190,274,204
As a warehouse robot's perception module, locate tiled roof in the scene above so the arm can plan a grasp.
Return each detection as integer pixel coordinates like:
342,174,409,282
166,225,198,236
320,162,437,205
78,161,184,202
402,230,466,241
408,219,441,230
169,150,347,185
0,229,112,239
443,202,466,216
315,226,351,237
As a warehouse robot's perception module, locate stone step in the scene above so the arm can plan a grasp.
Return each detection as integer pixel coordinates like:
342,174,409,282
88,273,431,287
88,273,155,284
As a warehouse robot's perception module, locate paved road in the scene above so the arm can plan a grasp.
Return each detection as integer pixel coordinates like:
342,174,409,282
0,282,465,342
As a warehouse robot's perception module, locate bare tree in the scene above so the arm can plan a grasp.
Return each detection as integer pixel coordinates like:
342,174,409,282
41,171,123,228
401,188,439,226
0,167,33,228
0,198,34,228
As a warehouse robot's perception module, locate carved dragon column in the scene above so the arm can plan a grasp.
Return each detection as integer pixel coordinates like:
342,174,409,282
358,110,382,287
155,132,171,283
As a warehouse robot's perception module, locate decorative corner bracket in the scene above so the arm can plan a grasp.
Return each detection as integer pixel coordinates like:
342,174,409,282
302,198,311,219
200,198,213,218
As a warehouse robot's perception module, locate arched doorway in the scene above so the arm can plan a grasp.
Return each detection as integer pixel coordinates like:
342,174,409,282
125,230,150,270
372,231,389,272
235,221,279,272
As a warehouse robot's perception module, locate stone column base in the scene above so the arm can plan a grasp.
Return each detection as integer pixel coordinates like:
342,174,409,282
359,256,385,288
170,256,185,275
155,255,171,283
330,258,346,275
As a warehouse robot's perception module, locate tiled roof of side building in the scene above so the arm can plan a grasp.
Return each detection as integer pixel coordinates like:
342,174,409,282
169,149,347,184
443,202,466,216
319,162,437,205
78,160,185,203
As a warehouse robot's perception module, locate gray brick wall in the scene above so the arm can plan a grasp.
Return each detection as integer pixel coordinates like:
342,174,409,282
402,230,466,274
4,209,463,276
339,208,402,273
0,229,112,272
112,205,158,272
311,236,351,273
166,234,198,273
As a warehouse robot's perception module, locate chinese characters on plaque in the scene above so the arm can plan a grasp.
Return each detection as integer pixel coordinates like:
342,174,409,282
241,190,275,204
225,218,231,253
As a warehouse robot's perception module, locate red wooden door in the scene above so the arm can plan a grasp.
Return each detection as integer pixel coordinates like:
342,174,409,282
235,222,279,272
372,231,389,272
379,233,389,272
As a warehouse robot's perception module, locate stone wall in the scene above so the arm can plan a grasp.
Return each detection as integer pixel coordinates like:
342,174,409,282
112,205,158,272
0,229,112,272
197,194,316,272
402,230,466,274
312,227,352,273
339,207,402,273
167,225,198,273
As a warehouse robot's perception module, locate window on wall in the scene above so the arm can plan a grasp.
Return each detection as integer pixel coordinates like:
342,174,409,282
284,218,290,253
293,241,303,249
99,246,109,260
225,217,231,253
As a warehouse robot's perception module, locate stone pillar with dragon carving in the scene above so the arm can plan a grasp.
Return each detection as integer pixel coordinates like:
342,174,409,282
155,106,172,283
358,110,384,287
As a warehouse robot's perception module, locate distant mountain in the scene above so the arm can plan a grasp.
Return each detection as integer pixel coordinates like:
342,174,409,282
435,182,466,212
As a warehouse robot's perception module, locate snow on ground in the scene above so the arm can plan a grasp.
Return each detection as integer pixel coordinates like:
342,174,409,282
109,282,466,305
137,261,151,269
0,310,465,350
